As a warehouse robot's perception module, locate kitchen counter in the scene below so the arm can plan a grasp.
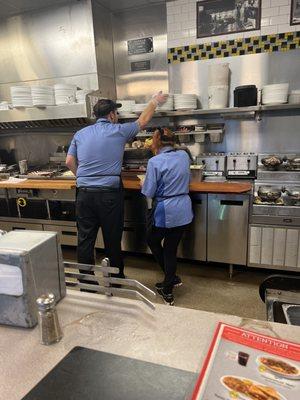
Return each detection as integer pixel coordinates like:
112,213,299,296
0,290,299,400
0,176,252,193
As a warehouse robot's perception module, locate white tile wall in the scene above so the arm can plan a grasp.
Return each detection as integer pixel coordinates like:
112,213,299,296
167,0,296,48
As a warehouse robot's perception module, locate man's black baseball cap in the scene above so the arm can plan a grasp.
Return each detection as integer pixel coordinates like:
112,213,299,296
93,99,122,118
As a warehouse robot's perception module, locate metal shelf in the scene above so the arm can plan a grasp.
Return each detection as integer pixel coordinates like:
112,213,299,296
119,103,300,120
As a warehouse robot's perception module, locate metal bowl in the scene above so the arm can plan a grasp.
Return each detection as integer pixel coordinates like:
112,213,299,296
258,186,282,202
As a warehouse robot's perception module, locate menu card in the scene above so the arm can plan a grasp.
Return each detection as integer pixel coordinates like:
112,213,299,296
191,323,300,400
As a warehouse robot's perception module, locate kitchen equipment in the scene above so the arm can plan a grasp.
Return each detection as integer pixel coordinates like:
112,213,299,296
0,230,65,328
249,154,300,271
190,165,204,182
208,85,228,109
196,153,226,180
289,90,300,104
123,148,152,171
22,347,196,400
257,185,282,202
36,293,63,345
234,85,257,107
226,152,257,179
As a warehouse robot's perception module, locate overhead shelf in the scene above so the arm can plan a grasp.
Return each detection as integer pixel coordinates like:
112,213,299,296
0,100,299,131
119,103,300,120
0,91,103,130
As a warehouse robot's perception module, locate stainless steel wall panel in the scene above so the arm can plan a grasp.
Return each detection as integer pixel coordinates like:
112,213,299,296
112,4,168,102
0,0,99,100
91,1,116,98
169,50,300,154
0,133,73,165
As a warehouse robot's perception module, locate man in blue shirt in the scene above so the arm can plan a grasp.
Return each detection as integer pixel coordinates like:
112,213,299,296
66,93,167,283
142,128,193,305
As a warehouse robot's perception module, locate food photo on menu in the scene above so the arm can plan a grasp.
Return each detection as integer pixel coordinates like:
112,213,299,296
191,323,300,400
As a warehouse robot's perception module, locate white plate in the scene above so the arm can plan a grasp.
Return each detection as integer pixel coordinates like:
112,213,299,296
263,83,289,91
221,375,287,400
256,355,300,380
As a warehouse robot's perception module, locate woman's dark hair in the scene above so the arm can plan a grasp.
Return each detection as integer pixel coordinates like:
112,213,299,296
157,127,175,146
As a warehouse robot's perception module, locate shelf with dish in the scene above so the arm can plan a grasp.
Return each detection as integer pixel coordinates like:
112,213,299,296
119,103,300,121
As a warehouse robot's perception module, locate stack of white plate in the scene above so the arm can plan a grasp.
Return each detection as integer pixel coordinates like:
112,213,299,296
262,83,289,105
117,99,136,115
31,86,55,107
54,84,77,105
0,102,10,110
133,103,148,113
289,90,300,104
76,89,92,103
10,86,33,108
174,94,197,110
157,94,174,111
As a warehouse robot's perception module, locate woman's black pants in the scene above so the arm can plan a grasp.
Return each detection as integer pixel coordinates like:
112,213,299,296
147,224,187,291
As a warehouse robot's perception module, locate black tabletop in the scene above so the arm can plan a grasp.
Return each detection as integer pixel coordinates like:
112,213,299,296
22,346,197,400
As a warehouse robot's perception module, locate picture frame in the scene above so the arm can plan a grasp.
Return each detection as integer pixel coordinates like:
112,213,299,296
291,0,300,25
196,0,261,39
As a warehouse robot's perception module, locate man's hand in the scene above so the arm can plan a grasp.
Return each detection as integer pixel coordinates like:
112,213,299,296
138,91,169,129
152,91,168,106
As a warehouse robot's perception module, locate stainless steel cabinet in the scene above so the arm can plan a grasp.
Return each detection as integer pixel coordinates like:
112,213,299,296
248,224,300,271
177,194,207,261
207,194,249,265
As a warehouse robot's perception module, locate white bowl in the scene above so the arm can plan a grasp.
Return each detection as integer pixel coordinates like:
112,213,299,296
289,94,300,104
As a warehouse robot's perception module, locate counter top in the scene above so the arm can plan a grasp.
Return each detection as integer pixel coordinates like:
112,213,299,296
0,290,299,400
0,176,252,193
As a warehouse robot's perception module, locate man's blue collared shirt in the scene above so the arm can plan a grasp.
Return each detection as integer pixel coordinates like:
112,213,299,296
68,118,139,187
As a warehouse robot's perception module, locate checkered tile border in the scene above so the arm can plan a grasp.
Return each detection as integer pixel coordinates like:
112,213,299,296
168,31,300,63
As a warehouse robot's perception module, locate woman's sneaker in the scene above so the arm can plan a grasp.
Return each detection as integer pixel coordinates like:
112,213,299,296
156,287,174,306
155,276,182,291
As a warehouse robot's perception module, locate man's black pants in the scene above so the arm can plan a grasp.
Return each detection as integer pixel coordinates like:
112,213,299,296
76,188,125,280
147,224,187,291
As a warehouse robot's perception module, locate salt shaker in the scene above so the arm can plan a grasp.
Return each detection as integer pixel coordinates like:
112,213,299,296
36,293,63,345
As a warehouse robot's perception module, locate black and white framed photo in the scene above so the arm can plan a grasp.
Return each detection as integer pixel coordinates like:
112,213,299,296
196,0,261,38
291,0,300,25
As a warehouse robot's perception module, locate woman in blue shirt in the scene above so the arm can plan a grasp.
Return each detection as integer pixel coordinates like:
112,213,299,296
142,128,193,305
